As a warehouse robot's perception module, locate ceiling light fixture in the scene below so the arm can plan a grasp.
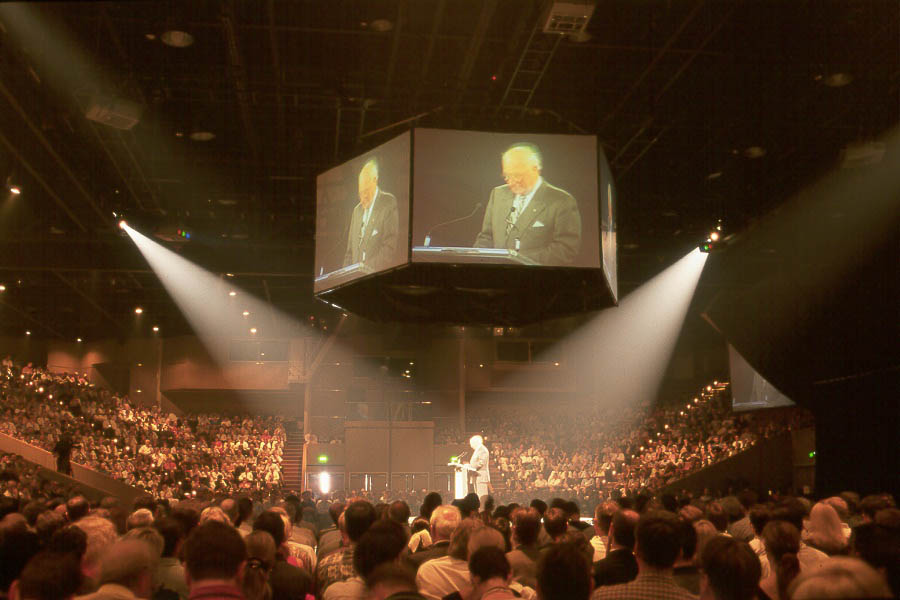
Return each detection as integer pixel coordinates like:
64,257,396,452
822,72,853,88
161,30,194,48
743,146,766,159
134,307,143,314
368,19,393,32
152,326,160,332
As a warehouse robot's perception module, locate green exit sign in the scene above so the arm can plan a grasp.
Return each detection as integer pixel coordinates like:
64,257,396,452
450,456,459,462
318,454,329,463
808,451,816,459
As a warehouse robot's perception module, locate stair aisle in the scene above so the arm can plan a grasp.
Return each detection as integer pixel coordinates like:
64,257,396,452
282,427,304,491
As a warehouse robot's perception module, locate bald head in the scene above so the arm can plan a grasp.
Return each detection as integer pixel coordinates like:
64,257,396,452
358,159,379,208
501,144,542,195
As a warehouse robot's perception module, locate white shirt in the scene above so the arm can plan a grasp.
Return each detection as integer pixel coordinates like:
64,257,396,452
511,177,543,224
323,576,365,600
360,188,379,238
416,555,470,600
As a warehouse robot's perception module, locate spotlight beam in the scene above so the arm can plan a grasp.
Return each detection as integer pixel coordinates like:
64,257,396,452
121,224,321,387
532,249,709,409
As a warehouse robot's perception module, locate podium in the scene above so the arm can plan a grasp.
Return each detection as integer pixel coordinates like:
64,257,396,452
413,246,539,266
448,462,476,499
314,262,374,292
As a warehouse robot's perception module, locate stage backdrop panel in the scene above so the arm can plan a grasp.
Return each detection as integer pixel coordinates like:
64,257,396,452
345,421,434,486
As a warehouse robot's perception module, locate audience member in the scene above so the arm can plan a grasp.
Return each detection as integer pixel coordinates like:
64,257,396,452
365,564,426,600
592,510,639,589
416,518,483,600
805,502,848,556
698,535,760,600
241,530,275,600
672,518,701,595
316,501,376,597
76,538,156,600
788,556,892,599
325,519,408,600
407,505,461,570
592,511,696,600
759,520,800,600
505,508,542,588
182,521,247,600
10,552,82,600
536,542,593,600
153,517,188,600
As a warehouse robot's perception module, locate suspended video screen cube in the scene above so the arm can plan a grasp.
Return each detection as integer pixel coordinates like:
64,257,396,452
314,128,617,324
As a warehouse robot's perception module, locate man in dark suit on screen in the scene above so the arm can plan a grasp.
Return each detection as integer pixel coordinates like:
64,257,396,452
343,158,399,271
474,143,581,266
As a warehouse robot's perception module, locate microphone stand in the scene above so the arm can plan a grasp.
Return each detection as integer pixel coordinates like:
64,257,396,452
424,203,483,246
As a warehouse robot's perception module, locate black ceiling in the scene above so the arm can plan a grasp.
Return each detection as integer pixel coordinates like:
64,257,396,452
0,0,897,340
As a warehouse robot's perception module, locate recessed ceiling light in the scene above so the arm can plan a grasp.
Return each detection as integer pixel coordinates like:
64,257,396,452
189,131,216,141
161,30,194,48
743,146,766,159
134,307,143,314
369,19,393,32
823,72,853,87
152,326,159,332
567,31,592,43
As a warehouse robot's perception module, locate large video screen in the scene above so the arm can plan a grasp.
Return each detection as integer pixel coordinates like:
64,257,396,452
314,131,410,293
412,129,603,268
729,345,796,411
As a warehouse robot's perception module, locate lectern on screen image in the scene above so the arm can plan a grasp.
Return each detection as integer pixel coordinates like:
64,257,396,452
314,131,410,293
412,129,602,268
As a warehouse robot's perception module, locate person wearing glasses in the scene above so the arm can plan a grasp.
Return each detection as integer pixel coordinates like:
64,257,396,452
473,143,581,266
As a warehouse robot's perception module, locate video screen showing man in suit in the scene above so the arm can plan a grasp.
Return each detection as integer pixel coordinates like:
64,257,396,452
343,159,399,269
314,131,410,293
411,129,603,269
474,143,581,266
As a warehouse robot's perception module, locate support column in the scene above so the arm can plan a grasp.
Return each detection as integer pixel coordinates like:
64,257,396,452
302,383,310,492
458,332,466,434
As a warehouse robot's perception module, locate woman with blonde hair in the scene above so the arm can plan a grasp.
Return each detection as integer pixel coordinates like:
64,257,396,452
692,519,718,565
805,502,848,556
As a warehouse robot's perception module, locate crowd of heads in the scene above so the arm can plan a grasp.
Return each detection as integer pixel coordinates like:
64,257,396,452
0,483,895,600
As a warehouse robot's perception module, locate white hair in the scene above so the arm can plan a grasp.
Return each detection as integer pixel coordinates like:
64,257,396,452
360,158,379,180
502,144,542,169
470,435,483,446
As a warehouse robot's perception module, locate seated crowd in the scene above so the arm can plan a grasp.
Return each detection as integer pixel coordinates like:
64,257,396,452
458,387,808,508
2,355,808,512
0,360,285,497
0,479,897,600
